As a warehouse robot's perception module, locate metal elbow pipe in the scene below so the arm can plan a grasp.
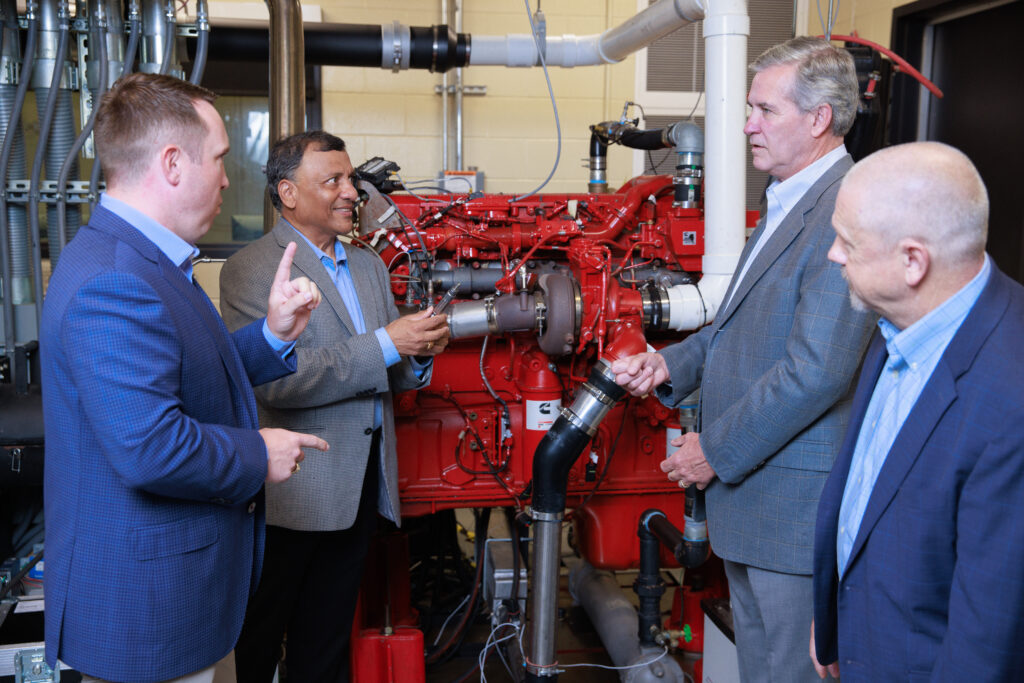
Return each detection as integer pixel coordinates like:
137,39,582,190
641,497,709,569
527,359,627,679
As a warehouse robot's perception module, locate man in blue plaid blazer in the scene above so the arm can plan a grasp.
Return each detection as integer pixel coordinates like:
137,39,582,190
812,143,1024,681
41,74,326,683
612,38,875,682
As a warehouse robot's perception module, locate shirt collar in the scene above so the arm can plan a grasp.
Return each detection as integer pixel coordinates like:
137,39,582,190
766,144,848,220
287,221,346,266
878,254,992,371
99,194,199,272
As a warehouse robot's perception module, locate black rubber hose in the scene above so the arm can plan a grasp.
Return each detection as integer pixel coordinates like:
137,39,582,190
616,127,669,151
193,23,470,71
0,548,42,600
531,364,626,514
636,511,666,647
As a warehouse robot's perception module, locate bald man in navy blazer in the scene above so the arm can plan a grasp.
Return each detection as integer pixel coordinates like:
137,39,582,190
41,74,326,683
811,142,1024,681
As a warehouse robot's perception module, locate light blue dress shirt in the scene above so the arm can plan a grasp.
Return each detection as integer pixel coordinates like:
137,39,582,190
836,254,992,577
99,194,293,356
288,223,428,430
722,145,849,311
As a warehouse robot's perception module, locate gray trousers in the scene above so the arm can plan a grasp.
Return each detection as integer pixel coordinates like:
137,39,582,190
723,559,821,683
78,651,235,683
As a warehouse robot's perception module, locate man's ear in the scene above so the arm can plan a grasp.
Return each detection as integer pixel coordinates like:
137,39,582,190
277,179,298,210
159,145,182,185
810,103,834,138
900,238,930,288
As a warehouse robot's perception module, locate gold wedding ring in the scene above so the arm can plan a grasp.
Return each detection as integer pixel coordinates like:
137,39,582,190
426,341,434,350
291,462,300,474
679,480,690,489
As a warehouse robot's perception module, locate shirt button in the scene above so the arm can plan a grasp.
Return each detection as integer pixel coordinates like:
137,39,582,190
247,501,256,514
364,427,373,435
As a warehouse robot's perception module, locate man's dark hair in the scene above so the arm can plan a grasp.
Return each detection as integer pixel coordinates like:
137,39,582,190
266,130,347,210
95,73,217,187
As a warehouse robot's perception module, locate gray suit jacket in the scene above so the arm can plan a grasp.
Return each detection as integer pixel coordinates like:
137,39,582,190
219,218,430,531
657,154,875,574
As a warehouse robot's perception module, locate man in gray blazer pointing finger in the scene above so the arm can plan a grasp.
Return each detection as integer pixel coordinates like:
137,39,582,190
612,37,875,683
220,130,449,682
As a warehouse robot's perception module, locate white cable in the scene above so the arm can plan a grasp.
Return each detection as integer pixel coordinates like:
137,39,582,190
511,0,562,202
557,645,670,671
432,593,472,646
478,621,521,683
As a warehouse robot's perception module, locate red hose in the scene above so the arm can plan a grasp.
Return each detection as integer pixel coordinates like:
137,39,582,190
823,33,944,99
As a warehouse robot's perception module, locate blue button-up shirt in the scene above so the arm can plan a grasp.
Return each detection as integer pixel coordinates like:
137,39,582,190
99,194,292,356
836,255,991,577
288,224,427,430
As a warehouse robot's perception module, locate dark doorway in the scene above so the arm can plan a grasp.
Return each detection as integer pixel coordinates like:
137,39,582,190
891,0,1024,283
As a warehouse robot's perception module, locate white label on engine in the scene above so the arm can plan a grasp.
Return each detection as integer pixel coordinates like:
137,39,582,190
526,399,561,431
665,426,683,458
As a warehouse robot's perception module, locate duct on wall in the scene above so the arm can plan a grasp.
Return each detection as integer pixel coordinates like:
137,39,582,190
0,0,38,368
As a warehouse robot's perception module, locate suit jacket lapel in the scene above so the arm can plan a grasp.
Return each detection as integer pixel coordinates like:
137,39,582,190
716,155,852,328
843,267,1010,572
343,241,381,330
273,220,358,336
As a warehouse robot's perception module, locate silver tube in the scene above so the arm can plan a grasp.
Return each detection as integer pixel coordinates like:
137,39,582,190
527,516,562,675
157,0,176,75
447,298,494,338
453,0,463,169
189,0,209,84
139,0,168,74
0,3,37,365
264,0,305,232
568,560,685,682
440,0,448,172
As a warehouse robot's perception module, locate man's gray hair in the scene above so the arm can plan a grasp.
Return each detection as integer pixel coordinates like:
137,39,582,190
751,36,859,136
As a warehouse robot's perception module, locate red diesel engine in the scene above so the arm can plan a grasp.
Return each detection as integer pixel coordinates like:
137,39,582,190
358,163,755,570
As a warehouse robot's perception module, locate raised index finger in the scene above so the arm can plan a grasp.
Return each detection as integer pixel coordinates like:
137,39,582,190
274,242,298,287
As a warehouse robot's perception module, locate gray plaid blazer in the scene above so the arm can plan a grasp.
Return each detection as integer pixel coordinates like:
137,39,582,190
657,154,875,574
219,218,430,531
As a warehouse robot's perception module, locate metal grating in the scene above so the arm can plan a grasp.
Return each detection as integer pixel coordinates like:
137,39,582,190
644,0,795,209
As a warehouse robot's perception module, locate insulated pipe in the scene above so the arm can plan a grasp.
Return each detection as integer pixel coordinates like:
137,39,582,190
189,0,209,84
139,0,173,74
0,1,36,368
264,0,305,232
0,0,27,311
660,0,748,331
199,22,469,71
157,0,176,75
527,360,626,679
568,559,685,683
58,0,109,256
88,0,130,207
470,0,703,67
29,0,69,308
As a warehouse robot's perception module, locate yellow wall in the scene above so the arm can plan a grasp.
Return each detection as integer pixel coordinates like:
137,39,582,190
817,0,919,48
306,0,640,194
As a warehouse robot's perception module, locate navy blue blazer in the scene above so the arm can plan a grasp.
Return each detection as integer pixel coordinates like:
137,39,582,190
41,205,295,682
813,263,1024,681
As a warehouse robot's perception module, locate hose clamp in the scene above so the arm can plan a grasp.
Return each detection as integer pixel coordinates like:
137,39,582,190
580,381,615,407
560,406,597,437
530,508,563,523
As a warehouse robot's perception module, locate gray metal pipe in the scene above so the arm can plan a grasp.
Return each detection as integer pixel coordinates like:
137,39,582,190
0,1,37,369
189,0,209,84
527,513,562,676
139,0,172,74
263,0,305,232
568,560,685,683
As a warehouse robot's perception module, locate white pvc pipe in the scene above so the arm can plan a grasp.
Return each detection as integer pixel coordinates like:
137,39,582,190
664,0,748,330
469,0,705,67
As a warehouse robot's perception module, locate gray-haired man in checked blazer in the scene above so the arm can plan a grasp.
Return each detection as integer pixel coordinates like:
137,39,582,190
220,131,449,682
612,37,875,682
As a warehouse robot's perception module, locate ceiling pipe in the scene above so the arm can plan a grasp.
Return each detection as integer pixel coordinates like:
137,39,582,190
263,0,304,232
